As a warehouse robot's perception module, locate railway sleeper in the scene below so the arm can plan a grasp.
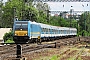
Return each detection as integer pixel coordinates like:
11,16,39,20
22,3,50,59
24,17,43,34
10,57,27,60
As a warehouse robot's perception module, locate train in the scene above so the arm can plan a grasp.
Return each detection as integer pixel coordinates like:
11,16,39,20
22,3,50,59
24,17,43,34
13,20,77,44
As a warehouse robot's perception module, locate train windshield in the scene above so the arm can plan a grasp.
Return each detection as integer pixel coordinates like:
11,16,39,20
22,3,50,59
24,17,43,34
15,22,28,30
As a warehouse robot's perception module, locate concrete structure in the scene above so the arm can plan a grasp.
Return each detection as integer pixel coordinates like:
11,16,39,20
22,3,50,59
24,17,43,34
0,28,12,43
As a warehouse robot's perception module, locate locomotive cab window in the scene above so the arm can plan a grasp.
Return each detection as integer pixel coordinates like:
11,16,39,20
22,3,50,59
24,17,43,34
15,22,28,30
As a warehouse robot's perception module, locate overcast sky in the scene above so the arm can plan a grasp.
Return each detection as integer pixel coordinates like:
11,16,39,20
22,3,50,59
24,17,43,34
2,0,7,3
46,2,90,11
2,0,90,15
3,0,90,11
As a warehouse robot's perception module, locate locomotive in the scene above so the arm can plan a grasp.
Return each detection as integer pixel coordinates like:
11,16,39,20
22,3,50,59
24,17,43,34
13,20,77,44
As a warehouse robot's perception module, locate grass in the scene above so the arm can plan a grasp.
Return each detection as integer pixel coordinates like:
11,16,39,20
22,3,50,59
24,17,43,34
77,56,82,60
67,55,82,60
5,39,14,43
50,55,58,60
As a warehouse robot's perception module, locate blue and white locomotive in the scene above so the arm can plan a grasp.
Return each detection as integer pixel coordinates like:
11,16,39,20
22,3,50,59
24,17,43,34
13,20,77,43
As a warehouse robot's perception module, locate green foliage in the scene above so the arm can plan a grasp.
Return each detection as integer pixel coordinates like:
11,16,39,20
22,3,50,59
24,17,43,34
77,30,90,36
50,55,58,60
78,11,90,36
2,0,38,27
5,39,14,43
36,11,47,24
3,31,13,42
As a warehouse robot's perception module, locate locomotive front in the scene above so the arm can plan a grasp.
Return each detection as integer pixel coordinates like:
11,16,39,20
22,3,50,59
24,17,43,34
13,21,29,43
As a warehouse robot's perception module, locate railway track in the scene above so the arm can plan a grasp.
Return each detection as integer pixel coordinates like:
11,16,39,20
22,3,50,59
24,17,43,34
0,42,55,60
0,36,90,60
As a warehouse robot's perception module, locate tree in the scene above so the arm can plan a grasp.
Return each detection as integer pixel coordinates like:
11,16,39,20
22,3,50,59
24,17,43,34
78,11,90,36
3,31,13,42
35,2,50,23
2,0,38,27
2,0,23,27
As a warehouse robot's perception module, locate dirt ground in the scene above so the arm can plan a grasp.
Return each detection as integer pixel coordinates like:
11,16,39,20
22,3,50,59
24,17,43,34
21,43,90,60
4,37,90,60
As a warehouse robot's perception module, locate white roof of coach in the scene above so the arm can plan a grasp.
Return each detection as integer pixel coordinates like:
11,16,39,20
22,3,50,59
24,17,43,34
38,23,51,29
58,27,69,30
70,28,77,31
50,25,60,30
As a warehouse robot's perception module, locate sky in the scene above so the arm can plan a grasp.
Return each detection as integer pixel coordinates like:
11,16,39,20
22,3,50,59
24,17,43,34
2,0,90,11
2,0,90,15
2,0,7,3
46,2,90,11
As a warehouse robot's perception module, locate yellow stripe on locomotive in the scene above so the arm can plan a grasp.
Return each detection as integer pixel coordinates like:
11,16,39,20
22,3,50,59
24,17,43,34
15,30,28,36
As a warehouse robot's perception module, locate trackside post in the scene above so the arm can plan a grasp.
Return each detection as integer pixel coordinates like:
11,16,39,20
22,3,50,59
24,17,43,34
16,44,22,58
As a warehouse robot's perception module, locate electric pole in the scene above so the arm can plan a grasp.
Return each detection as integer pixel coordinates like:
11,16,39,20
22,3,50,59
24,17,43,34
0,0,3,27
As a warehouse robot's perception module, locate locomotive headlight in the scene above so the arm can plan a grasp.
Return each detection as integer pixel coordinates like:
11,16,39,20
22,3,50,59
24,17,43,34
24,34,27,35
25,34,27,35
15,34,17,35
20,29,22,30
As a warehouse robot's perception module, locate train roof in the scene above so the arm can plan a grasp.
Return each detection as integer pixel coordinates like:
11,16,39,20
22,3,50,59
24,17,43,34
14,20,77,30
69,28,77,31
38,23,51,29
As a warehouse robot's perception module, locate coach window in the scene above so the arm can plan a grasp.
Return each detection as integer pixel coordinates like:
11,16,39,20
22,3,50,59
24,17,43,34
68,30,69,34
55,30,56,34
51,29,53,34
45,28,46,34
54,30,56,34
53,29,54,34
64,30,66,34
63,30,65,34
47,28,48,34
41,28,43,32
42,28,44,34
49,29,50,34
59,30,60,34
70,30,72,33
47,28,49,34
56,30,57,34
56,30,58,34
48,29,49,34
72,31,73,33
65,30,67,34
60,30,61,34
62,30,64,34
74,31,75,33
46,28,47,34
45,28,46,33
62,30,63,34
57,30,58,34
43,28,45,34
61,30,62,34
45,28,47,34
52,29,53,34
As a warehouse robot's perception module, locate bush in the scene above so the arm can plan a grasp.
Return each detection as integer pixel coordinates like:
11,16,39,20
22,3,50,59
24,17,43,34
78,30,89,36
3,31,13,42
5,39,14,43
